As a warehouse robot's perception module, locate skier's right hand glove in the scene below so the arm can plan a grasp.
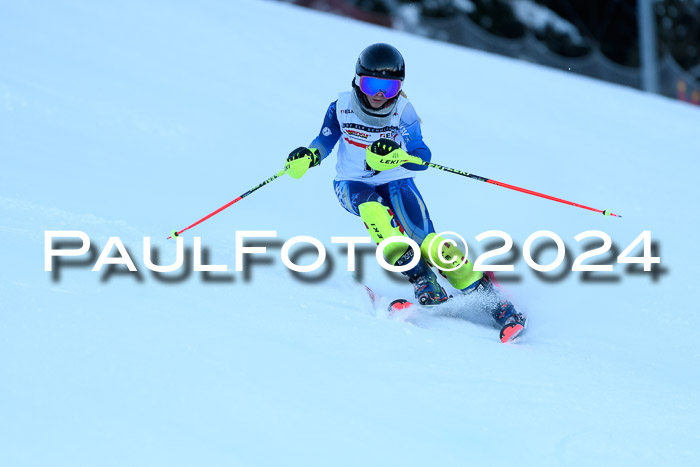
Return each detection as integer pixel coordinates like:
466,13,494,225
366,138,420,172
285,147,320,179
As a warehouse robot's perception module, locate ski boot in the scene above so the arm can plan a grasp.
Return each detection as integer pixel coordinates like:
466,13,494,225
355,201,448,307
463,274,526,342
397,248,449,306
409,270,449,306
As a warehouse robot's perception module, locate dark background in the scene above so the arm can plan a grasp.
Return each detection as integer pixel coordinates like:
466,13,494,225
384,0,699,69
288,0,700,101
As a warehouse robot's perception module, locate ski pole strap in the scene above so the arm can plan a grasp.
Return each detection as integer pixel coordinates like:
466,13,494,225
420,161,620,217
168,169,287,239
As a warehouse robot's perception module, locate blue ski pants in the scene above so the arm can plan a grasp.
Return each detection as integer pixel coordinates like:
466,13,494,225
333,178,435,245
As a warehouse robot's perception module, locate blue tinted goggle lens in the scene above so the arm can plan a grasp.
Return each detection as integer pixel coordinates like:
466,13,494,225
359,76,402,99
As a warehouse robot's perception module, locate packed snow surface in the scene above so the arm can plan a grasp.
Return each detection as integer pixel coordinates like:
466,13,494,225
2,1,699,466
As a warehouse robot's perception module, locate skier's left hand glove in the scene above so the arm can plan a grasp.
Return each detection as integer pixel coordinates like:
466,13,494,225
366,138,420,172
285,147,320,179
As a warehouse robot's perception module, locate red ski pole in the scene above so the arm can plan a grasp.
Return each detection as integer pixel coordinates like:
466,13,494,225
418,159,621,218
168,168,286,239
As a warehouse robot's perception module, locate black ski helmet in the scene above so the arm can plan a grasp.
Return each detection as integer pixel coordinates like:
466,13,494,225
355,43,405,81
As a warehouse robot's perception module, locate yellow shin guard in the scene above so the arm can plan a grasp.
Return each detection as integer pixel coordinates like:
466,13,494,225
358,201,410,266
420,233,482,290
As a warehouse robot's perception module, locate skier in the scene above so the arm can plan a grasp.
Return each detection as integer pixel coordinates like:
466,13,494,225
284,43,525,339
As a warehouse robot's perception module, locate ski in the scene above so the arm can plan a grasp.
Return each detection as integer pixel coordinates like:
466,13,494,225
499,320,526,343
383,297,526,344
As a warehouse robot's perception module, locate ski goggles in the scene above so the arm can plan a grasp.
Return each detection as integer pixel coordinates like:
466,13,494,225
357,75,402,99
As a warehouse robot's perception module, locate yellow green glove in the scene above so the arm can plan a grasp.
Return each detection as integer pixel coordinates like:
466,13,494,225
366,138,420,172
285,147,320,179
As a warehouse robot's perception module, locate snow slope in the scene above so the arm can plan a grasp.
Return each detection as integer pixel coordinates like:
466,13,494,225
1,1,699,465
